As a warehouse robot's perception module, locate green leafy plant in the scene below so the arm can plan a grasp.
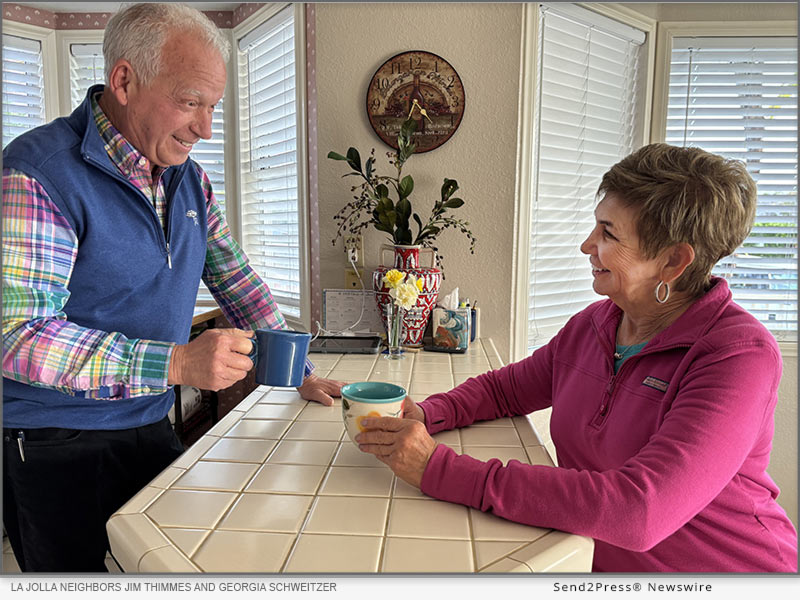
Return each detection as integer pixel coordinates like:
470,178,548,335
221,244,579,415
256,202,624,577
328,118,476,271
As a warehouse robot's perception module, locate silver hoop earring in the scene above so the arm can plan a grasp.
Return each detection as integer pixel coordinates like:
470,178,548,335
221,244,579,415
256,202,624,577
655,281,670,304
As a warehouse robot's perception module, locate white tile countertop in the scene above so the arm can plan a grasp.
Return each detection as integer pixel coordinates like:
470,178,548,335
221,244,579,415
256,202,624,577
107,339,594,573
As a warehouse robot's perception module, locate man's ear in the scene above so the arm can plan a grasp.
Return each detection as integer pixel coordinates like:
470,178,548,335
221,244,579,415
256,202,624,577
105,59,137,106
661,243,695,284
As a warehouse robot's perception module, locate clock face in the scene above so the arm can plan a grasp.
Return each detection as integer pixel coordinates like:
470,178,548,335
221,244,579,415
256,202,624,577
366,51,465,153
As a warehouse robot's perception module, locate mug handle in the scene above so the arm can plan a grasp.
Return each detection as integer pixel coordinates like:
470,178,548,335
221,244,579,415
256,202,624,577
247,336,258,367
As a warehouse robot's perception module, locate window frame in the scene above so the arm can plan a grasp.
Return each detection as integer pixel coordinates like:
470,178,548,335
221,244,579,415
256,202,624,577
651,19,797,358
511,3,656,362
650,19,796,144
55,29,104,117
231,2,310,331
2,20,60,124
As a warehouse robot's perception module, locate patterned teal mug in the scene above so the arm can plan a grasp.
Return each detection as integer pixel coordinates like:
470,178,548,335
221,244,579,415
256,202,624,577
341,382,406,445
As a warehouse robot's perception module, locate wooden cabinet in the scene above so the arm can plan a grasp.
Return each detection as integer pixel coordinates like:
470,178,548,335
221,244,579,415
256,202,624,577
175,308,259,446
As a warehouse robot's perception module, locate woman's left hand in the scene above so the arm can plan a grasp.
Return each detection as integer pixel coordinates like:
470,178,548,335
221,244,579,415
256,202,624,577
355,417,437,488
297,373,345,406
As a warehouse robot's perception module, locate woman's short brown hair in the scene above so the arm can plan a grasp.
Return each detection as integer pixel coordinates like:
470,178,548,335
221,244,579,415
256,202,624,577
598,143,757,298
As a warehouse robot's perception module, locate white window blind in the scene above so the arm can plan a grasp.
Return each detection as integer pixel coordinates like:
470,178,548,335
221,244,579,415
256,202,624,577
237,5,301,318
69,43,103,109
192,97,227,305
527,4,646,350
191,98,227,213
2,33,45,148
666,37,797,340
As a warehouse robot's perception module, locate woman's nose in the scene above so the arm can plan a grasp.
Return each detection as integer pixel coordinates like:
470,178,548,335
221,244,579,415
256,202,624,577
580,231,595,255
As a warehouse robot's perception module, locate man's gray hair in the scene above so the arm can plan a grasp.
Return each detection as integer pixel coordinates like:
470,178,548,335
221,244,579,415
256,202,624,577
103,3,231,88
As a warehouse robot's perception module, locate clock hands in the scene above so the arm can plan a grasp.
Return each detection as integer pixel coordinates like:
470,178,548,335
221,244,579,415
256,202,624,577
367,51,463,151
409,98,433,123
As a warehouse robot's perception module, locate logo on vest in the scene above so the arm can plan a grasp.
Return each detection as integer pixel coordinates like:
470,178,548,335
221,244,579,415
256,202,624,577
186,209,199,226
642,376,669,392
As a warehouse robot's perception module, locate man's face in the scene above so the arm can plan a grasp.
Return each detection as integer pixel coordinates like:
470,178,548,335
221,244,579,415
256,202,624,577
125,33,227,167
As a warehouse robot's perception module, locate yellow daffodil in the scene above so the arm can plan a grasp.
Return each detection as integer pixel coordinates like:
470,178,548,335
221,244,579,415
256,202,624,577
382,269,406,288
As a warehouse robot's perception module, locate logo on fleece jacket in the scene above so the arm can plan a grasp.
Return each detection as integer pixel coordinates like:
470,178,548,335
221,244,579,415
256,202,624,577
642,376,669,392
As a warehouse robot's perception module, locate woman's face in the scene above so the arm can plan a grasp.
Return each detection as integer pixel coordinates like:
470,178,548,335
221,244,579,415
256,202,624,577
580,193,663,309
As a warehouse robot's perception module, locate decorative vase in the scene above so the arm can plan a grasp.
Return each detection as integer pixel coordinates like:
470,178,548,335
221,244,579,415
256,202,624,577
373,244,442,347
383,303,405,360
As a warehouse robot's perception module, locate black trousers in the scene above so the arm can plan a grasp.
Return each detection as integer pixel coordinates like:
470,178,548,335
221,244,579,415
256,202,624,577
3,416,183,572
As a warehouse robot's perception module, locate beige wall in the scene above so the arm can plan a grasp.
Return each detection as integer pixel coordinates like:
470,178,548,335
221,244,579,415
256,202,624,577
316,2,523,365
622,1,797,22
773,353,798,527
315,2,797,527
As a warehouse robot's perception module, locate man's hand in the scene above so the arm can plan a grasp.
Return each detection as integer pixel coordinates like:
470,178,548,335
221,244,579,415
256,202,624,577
168,328,254,391
297,373,345,406
355,417,437,488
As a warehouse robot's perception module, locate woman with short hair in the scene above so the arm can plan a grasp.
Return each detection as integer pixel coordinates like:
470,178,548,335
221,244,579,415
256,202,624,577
357,143,798,572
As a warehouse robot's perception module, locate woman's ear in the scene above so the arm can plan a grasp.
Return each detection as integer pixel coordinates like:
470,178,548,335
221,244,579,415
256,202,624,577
105,59,137,106
661,243,695,284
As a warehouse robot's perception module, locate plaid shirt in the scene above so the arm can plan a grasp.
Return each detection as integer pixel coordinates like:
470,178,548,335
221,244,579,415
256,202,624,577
2,93,312,400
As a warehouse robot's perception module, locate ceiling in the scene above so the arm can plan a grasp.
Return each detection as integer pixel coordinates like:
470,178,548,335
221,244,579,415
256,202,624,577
14,2,242,12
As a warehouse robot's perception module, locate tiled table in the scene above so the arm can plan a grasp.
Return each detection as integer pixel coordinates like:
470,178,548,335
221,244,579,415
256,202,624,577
107,339,594,573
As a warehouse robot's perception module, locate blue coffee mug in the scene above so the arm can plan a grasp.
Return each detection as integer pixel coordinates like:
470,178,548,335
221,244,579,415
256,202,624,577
248,329,311,387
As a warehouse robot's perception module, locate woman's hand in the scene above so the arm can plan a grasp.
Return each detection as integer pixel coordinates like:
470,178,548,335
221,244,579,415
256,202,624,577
355,416,437,488
401,396,425,424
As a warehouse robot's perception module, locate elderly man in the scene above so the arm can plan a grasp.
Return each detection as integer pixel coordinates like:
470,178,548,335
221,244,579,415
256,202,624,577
2,3,342,571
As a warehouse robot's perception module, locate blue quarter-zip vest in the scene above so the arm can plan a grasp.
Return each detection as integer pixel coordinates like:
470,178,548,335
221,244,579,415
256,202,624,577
3,85,208,430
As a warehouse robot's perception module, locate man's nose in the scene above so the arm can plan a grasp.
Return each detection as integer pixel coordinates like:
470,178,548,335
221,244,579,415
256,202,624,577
193,109,214,140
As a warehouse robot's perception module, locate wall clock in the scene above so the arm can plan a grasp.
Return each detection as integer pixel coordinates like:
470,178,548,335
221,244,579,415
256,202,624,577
366,50,465,153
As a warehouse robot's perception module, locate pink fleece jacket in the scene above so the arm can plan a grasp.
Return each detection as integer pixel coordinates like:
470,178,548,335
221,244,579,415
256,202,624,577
419,278,797,572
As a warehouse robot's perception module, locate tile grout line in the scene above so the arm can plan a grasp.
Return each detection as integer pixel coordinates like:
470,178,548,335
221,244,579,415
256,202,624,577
138,392,261,571
136,343,549,573
377,352,413,571
482,551,534,573
466,499,478,572
140,511,205,572
256,390,326,573
315,351,389,573
376,479,398,573
187,388,314,571
279,402,354,573
165,522,213,568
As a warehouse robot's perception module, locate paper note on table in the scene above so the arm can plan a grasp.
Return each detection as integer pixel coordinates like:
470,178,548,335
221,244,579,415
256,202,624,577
322,289,384,335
